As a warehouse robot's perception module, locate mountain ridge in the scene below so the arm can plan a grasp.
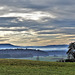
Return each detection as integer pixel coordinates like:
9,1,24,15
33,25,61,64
0,44,69,50
0,44,68,46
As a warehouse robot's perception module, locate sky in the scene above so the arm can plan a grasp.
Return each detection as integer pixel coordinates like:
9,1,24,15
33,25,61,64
0,0,75,46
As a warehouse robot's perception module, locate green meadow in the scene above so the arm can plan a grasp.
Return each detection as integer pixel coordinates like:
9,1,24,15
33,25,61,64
0,59,75,75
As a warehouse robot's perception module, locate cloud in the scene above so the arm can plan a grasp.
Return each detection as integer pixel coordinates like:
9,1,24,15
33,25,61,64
0,0,75,45
0,12,56,22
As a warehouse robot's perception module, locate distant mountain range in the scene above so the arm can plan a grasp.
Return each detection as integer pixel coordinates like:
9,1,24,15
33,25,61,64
0,44,68,49
0,44,68,58
46,45,68,47
24,44,68,48
0,44,20,49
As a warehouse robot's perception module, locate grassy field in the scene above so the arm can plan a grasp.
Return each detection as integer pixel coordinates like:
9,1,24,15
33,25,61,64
0,59,75,75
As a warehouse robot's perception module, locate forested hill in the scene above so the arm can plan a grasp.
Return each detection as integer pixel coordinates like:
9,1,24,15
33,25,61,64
0,48,49,58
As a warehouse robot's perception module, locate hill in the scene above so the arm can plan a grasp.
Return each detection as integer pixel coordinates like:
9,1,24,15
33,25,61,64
0,44,67,58
0,44,20,48
46,44,68,47
0,44,68,47
0,44,68,49
47,50,67,55
0,48,49,58
24,44,68,48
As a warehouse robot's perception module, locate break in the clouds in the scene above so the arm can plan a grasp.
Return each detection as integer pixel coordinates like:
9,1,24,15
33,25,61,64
0,0,75,46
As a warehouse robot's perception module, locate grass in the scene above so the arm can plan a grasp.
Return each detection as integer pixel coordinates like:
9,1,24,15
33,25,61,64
0,59,75,75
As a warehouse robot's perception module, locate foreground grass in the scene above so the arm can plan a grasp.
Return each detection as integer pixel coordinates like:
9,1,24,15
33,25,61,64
0,59,75,75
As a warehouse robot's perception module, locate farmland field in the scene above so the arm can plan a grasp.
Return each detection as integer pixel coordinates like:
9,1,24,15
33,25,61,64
0,59,75,75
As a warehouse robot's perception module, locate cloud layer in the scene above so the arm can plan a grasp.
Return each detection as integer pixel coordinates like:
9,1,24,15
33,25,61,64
0,0,75,46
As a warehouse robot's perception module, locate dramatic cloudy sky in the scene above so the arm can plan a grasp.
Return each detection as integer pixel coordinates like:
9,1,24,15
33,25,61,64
0,0,75,46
